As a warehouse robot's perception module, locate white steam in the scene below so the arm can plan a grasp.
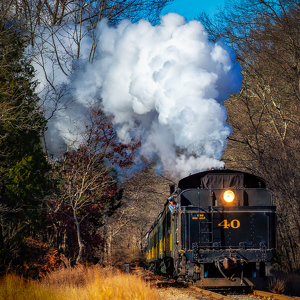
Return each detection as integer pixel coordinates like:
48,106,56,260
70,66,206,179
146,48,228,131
33,13,242,179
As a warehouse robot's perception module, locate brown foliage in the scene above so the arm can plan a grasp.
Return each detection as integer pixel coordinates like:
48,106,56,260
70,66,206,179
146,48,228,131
268,277,286,294
46,109,140,265
19,238,64,278
41,264,91,287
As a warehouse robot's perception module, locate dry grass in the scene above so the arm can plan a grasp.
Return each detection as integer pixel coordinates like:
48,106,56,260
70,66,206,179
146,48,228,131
0,266,162,300
0,274,63,300
268,277,286,294
267,272,300,296
41,264,90,287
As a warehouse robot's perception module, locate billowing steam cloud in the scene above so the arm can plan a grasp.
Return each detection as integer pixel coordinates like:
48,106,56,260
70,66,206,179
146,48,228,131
34,13,242,179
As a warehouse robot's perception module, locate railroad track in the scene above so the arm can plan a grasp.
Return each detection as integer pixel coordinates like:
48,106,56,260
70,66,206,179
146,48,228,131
252,290,296,300
190,286,237,300
158,281,297,300
189,287,296,300
132,267,296,300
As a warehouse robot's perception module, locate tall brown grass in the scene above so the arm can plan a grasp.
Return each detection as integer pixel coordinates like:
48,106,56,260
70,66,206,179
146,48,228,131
268,273,300,296
0,274,63,300
0,265,162,300
268,277,286,294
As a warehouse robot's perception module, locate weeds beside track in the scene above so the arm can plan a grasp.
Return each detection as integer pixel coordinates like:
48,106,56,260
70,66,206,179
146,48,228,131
0,265,161,300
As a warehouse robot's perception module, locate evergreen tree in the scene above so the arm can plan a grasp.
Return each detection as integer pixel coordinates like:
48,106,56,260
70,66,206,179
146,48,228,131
0,22,51,270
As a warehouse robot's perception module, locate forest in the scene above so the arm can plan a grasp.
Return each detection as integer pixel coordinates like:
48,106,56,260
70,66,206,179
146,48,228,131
0,0,299,279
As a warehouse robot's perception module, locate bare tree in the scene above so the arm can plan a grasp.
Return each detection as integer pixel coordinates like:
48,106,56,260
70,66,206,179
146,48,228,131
55,148,116,263
199,0,300,271
98,163,173,266
46,109,139,264
4,0,173,66
0,0,173,136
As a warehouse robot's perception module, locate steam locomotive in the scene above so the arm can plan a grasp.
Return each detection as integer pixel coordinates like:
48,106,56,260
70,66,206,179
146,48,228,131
146,169,276,289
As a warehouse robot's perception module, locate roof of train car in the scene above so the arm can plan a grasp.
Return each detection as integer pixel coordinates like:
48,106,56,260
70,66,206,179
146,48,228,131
178,169,266,190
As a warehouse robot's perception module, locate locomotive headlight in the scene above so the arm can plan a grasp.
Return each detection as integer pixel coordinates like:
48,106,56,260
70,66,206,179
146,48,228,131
223,190,235,203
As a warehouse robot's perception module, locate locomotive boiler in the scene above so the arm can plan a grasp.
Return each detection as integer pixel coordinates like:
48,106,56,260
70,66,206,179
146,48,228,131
146,169,276,289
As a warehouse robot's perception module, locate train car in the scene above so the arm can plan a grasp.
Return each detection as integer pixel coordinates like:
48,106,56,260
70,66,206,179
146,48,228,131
145,169,276,289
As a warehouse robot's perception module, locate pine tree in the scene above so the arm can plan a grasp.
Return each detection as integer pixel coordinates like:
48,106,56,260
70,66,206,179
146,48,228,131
0,22,51,270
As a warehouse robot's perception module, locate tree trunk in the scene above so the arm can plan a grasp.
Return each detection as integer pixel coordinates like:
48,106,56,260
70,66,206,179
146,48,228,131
74,210,84,264
107,226,112,266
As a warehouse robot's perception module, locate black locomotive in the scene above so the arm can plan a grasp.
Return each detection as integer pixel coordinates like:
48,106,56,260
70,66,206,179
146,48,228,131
146,169,276,289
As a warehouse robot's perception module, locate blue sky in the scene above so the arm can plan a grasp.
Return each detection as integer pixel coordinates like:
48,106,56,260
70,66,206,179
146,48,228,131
161,0,226,21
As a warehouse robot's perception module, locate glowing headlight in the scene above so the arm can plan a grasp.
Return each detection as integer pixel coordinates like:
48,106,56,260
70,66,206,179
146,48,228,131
223,190,235,203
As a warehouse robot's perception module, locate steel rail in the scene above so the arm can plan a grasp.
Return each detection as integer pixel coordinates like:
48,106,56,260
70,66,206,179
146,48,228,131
253,290,296,300
190,287,296,300
189,286,237,300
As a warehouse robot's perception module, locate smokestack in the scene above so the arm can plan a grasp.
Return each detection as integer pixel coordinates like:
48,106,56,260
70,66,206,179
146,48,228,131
169,184,175,195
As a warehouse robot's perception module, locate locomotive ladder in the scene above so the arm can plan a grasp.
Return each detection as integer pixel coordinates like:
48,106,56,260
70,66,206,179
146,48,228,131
198,209,214,248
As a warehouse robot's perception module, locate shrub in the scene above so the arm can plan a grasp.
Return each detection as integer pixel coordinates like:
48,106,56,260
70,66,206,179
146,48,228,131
268,277,286,294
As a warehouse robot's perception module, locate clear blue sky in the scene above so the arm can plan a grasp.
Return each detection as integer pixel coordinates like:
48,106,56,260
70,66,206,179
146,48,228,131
161,0,226,21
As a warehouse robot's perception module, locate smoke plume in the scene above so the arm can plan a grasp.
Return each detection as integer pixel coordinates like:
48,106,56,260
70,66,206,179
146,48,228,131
34,13,242,179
